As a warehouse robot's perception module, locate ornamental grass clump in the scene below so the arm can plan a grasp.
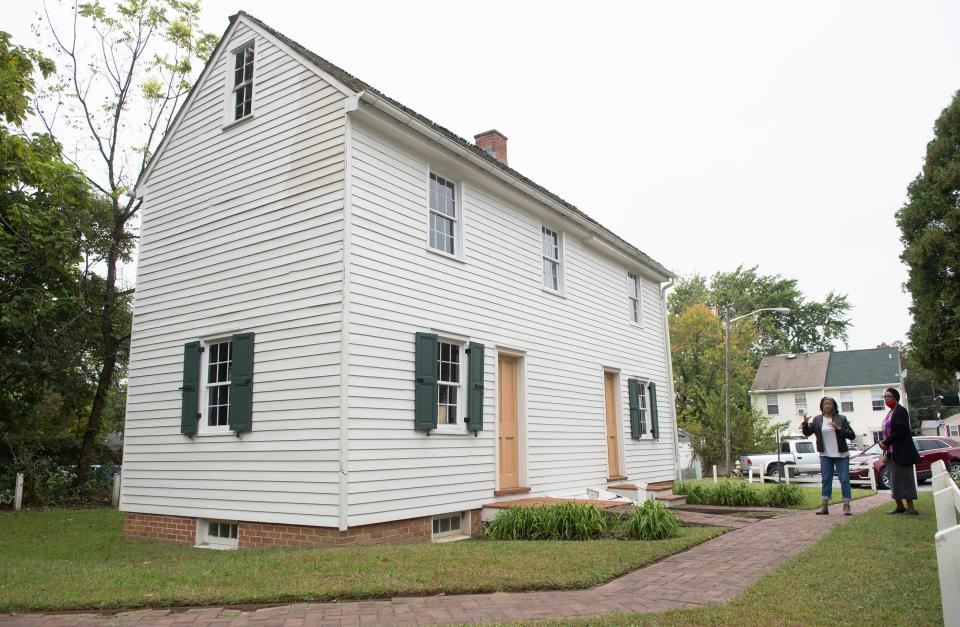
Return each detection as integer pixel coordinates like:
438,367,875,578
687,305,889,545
764,483,804,507
618,500,681,540
485,503,608,540
675,481,766,507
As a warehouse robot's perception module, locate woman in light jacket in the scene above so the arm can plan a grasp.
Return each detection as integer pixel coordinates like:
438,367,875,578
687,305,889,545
879,388,922,515
802,397,856,515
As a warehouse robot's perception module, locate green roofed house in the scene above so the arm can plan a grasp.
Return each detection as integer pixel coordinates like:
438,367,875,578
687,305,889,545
750,348,905,445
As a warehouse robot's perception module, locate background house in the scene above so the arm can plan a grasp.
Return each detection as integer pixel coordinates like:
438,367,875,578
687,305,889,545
120,12,679,549
750,347,904,445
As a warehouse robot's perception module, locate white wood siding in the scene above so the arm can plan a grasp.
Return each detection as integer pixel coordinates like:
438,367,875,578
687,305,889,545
346,121,675,527
121,22,348,527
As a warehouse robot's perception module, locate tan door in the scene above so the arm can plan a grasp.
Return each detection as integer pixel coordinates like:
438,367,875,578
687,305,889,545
604,372,621,478
498,354,520,489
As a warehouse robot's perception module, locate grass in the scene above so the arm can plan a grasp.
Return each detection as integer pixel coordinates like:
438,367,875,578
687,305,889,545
0,508,724,612
679,477,875,509
543,494,942,626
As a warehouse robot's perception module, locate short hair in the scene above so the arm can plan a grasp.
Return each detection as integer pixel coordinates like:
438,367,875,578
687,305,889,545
886,387,900,402
820,396,838,412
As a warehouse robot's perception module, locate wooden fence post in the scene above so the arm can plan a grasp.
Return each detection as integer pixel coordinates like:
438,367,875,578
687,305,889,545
14,473,23,511
869,466,877,492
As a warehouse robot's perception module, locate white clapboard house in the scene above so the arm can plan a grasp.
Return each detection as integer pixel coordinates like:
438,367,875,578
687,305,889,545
121,11,678,548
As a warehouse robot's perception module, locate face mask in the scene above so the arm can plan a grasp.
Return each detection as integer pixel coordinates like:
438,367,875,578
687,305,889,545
885,398,897,409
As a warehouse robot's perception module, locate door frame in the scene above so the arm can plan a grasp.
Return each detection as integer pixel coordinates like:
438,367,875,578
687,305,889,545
494,347,528,491
602,368,625,479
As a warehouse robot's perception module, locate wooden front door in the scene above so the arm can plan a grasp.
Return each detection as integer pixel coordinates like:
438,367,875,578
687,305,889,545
604,372,621,478
498,354,520,489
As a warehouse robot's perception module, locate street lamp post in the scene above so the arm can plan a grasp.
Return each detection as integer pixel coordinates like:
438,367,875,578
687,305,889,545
724,307,791,477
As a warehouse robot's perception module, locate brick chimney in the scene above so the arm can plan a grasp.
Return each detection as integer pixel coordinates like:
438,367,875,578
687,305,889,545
474,130,508,165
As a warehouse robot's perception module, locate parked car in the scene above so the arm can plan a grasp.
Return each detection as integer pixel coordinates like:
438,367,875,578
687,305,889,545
739,438,820,480
850,437,960,489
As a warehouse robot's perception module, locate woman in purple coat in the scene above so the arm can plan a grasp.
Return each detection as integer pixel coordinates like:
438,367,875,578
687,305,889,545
879,388,922,515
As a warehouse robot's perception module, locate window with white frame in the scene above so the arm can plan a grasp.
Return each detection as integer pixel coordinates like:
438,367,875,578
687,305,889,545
432,512,466,540
232,44,254,120
838,391,854,413
871,389,884,411
638,380,649,431
627,272,641,324
794,392,807,415
428,173,457,255
436,341,464,428
198,519,239,549
766,394,779,415
950,425,959,437
202,340,232,430
541,227,562,291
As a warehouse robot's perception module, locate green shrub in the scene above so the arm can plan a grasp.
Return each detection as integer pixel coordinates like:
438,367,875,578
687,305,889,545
674,481,766,507
485,503,608,540
618,500,681,540
764,483,804,507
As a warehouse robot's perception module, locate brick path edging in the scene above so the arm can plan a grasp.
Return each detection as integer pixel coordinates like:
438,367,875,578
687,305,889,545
0,493,892,626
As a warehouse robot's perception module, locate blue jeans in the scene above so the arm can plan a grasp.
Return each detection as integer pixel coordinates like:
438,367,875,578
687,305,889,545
820,456,852,501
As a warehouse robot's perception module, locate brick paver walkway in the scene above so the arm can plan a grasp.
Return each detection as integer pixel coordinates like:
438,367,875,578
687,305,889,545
1,493,889,626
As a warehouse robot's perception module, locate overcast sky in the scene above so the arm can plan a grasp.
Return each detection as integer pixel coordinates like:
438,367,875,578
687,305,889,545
9,1,960,350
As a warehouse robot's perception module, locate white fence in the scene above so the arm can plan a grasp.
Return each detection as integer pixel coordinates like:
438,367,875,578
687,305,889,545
931,459,960,627
747,466,878,491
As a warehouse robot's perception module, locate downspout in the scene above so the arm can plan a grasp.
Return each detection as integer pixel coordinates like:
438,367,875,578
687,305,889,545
660,278,682,482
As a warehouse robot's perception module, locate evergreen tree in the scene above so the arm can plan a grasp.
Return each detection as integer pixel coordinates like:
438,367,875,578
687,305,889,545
897,89,960,381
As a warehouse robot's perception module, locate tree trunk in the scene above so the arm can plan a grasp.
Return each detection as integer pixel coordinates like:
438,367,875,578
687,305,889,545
74,211,123,491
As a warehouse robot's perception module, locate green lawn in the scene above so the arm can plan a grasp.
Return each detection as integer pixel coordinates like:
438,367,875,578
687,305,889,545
544,493,941,626
0,508,724,612
680,477,875,508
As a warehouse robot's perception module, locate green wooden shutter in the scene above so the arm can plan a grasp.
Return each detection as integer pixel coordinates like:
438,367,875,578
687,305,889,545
628,378,642,440
229,332,255,433
649,381,659,439
466,341,485,433
414,332,438,432
180,341,202,436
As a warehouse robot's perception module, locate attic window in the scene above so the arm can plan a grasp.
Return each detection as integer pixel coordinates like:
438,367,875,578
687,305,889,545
233,45,254,120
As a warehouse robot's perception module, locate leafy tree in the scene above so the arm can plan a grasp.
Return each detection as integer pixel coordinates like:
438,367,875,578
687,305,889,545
32,0,216,489
0,31,104,501
670,304,784,469
896,343,960,431
669,265,851,364
897,89,960,381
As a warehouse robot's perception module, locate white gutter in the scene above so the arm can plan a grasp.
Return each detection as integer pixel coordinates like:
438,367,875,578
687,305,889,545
355,90,672,282
659,278,682,482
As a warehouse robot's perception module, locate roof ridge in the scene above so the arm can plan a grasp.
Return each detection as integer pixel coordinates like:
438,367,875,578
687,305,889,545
232,11,672,278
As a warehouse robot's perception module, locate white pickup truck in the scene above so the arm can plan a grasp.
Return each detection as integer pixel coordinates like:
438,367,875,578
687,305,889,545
740,438,820,480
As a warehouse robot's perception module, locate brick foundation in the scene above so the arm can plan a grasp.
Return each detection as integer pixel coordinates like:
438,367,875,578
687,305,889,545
123,510,482,548
124,513,196,546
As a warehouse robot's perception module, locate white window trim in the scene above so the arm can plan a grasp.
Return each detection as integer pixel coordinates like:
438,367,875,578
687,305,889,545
425,170,464,261
871,389,885,411
434,338,468,434
626,272,642,326
199,337,232,434
637,378,654,439
794,392,807,415
431,512,469,542
766,394,780,415
195,519,239,550
541,226,565,295
222,39,256,129
838,391,855,413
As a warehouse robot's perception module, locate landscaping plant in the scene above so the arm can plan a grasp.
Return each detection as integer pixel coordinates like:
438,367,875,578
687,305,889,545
764,483,804,507
485,503,608,541
618,500,681,540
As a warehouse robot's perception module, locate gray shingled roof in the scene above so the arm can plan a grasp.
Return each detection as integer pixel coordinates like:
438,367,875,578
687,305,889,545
231,11,672,279
824,348,901,387
752,352,829,391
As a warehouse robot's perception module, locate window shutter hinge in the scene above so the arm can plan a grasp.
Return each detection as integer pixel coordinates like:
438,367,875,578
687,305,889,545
474,383,483,391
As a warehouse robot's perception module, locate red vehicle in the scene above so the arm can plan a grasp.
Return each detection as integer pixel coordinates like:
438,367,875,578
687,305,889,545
850,436,960,489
